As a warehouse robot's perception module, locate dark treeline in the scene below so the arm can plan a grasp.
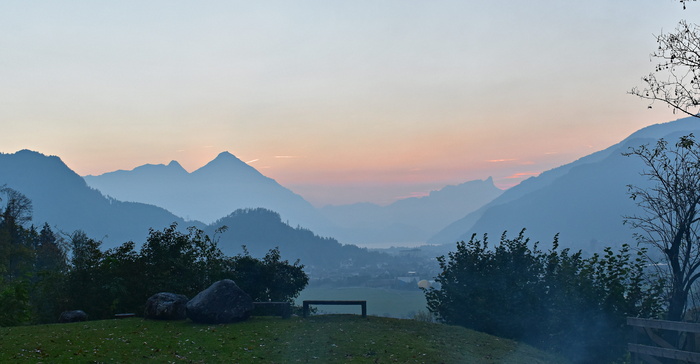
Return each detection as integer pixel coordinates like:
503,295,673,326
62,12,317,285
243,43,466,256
425,230,665,363
0,186,308,326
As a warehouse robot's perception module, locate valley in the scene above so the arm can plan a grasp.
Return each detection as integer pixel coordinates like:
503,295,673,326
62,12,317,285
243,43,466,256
2,116,700,320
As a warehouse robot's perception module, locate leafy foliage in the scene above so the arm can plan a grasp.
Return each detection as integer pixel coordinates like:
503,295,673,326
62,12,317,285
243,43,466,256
225,246,308,303
425,230,664,363
0,279,31,326
0,187,36,325
28,223,67,323
139,224,226,298
0,188,309,325
60,224,310,320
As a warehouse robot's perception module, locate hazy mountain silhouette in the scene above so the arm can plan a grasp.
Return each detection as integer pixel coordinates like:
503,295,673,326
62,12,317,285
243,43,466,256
429,117,700,252
84,152,329,232
0,150,390,269
84,151,503,247
0,150,198,246
206,208,389,270
320,178,503,246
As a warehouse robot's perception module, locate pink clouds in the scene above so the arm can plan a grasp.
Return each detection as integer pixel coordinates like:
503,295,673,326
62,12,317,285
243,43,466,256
505,172,540,179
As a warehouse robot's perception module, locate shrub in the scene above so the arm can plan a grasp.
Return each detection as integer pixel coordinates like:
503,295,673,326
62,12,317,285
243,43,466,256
425,230,664,363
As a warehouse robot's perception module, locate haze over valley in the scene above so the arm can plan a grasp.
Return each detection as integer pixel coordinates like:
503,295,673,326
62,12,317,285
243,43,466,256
4,3,700,361
2,116,699,257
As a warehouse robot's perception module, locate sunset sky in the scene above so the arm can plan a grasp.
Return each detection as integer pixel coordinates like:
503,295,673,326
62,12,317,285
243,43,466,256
0,1,692,206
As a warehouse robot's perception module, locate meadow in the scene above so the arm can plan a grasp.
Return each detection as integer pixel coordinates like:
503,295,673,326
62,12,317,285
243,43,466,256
0,316,566,363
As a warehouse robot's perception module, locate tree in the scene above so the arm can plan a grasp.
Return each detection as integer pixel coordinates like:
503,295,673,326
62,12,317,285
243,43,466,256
631,2,699,117
624,134,700,321
0,187,34,325
33,223,67,274
52,224,309,320
425,230,663,363
0,186,34,279
100,241,143,314
29,223,69,323
225,246,309,303
680,0,698,10
65,230,109,318
0,185,32,228
139,223,226,299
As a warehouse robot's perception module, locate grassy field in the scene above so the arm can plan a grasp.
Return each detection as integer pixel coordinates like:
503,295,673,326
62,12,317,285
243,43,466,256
0,316,567,363
296,286,428,318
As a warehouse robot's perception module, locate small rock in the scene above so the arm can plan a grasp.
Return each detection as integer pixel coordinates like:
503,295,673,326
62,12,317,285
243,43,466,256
59,310,88,323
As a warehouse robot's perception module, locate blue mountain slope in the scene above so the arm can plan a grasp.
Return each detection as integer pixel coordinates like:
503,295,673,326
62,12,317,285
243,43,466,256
0,150,197,247
320,178,503,246
84,151,329,232
429,117,700,252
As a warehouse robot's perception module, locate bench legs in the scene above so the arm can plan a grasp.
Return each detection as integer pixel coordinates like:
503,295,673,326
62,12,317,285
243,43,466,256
302,300,367,318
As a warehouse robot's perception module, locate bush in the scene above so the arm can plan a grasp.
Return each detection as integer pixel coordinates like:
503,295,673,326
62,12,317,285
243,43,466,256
224,246,308,303
425,230,664,363
0,189,310,324
0,279,31,326
59,224,309,320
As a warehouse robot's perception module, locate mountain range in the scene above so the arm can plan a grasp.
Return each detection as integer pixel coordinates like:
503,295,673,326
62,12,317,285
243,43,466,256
0,150,197,245
428,116,700,252
83,152,500,247
3,116,697,257
321,178,502,246
0,150,387,269
0,148,500,255
83,151,327,233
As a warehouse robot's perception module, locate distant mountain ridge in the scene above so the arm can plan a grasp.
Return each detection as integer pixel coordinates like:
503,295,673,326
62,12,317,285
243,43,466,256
205,208,389,271
429,117,700,252
4,117,694,256
84,151,328,232
0,150,198,246
320,178,503,246
0,150,393,270
85,151,504,247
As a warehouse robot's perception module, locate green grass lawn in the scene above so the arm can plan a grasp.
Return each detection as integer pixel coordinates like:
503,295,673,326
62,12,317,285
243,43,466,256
0,316,567,363
296,286,428,318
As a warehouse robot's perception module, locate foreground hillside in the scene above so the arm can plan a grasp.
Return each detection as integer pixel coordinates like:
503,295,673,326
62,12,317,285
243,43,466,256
0,316,565,363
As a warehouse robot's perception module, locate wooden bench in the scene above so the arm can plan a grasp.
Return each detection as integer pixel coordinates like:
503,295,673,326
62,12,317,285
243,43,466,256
302,300,367,318
253,302,291,319
114,313,136,319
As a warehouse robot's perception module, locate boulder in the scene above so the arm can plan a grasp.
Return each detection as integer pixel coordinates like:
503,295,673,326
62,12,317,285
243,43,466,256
59,310,87,323
144,292,189,320
186,279,254,324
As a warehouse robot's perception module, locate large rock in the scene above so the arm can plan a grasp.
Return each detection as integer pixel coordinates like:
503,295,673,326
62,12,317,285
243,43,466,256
59,310,87,323
186,279,254,324
144,292,188,320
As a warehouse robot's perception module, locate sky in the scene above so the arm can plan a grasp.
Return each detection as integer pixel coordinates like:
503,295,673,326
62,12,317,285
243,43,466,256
0,1,694,206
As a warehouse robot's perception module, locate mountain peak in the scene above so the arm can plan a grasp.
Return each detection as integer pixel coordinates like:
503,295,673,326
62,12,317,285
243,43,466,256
214,151,237,160
201,151,248,167
166,160,186,171
6,150,71,175
192,151,264,178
